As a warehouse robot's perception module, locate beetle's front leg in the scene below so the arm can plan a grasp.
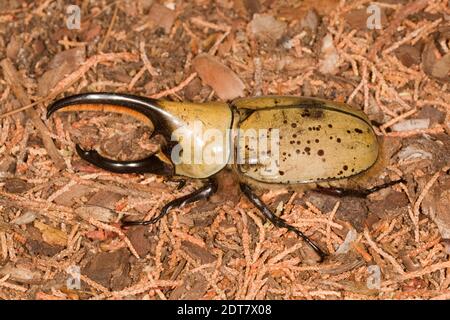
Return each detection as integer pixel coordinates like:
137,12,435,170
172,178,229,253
240,183,327,261
122,179,218,226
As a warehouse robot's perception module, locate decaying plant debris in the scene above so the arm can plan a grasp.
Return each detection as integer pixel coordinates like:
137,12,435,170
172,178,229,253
0,0,449,300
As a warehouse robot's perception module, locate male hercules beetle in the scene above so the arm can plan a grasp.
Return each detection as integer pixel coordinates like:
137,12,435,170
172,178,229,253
47,93,392,260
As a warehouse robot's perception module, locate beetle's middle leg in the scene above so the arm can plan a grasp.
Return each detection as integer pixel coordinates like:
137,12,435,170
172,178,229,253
240,183,327,261
122,179,218,226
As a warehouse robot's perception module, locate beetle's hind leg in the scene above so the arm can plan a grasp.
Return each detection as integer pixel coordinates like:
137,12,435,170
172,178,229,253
316,179,406,198
240,183,327,261
122,179,218,226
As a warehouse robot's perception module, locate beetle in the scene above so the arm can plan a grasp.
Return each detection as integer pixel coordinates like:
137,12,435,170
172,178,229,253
47,93,394,260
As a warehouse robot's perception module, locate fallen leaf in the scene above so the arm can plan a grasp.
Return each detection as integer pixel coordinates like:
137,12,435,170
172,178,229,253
431,52,450,79
37,47,86,96
181,240,216,264
395,45,421,67
11,211,37,225
193,53,245,100
81,22,102,42
344,8,387,30
234,0,261,17
4,178,31,193
75,205,118,223
126,226,152,257
319,34,340,75
82,248,131,290
6,35,21,60
0,263,42,284
422,176,450,239
422,37,450,82
34,221,68,247
391,119,430,132
53,184,92,207
146,3,176,33
249,14,287,42
85,229,108,241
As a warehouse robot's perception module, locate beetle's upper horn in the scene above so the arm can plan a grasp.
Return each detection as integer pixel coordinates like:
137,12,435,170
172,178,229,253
46,92,182,139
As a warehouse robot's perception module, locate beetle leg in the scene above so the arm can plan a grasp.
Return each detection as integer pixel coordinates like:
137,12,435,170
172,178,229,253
316,179,406,198
75,144,174,175
176,179,187,190
163,178,187,190
122,179,218,226
240,183,327,261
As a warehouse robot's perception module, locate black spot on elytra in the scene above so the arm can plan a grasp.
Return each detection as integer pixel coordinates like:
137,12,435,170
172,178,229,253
296,149,300,154
328,124,333,128
337,138,341,143
279,170,285,176
307,140,311,144
292,134,297,138
304,147,311,153
318,149,324,156
297,141,301,145
283,120,288,124
343,165,348,171
315,139,319,143
347,130,351,134
355,128,363,134
291,123,297,128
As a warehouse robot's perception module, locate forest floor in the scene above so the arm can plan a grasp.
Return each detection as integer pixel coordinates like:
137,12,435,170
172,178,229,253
0,0,450,300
